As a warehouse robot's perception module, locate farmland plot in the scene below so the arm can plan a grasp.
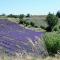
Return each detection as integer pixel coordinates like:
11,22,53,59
0,19,48,57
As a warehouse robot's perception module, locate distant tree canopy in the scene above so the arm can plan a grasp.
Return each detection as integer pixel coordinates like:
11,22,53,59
0,13,6,16
46,13,58,32
56,11,60,18
26,14,30,17
7,14,18,18
1,14,6,16
19,14,25,24
19,14,24,19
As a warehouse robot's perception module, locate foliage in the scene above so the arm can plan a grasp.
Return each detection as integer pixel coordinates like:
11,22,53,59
19,19,35,27
7,14,18,18
44,32,60,55
25,21,35,27
26,14,30,17
19,19,29,25
46,13,58,32
19,14,25,24
19,14,24,19
53,27,59,31
19,19,30,26
40,25,46,30
52,25,60,31
52,25,59,31
30,22,35,27
19,20,24,24
34,25,38,28
25,22,30,26
1,14,6,16
56,11,60,18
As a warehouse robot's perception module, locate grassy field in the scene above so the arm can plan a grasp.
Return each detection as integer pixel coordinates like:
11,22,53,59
0,55,60,60
26,15,47,27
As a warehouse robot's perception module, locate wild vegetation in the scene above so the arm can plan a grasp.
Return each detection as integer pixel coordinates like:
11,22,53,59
0,11,60,60
44,32,60,55
45,13,58,32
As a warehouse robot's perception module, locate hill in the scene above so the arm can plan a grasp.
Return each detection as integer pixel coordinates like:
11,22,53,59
0,19,48,57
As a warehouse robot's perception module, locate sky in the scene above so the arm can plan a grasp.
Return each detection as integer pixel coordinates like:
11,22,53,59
0,0,60,15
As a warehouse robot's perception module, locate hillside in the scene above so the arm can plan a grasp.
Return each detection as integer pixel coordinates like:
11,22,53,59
0,19,48,57
0,15,47,27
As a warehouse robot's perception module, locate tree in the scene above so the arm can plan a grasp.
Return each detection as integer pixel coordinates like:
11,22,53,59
46,13,58,32
26,14,30,17
1,13,6,16
7,14,18,18
56,11,60,18
19,14,24,19
19,14,24,24
7,14,13,17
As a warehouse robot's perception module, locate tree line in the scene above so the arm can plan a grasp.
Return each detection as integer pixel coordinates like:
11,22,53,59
0,11,60,30
0,13,31,18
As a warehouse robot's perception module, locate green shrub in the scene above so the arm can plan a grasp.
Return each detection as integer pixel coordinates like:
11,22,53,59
34,25,38,28
25,22,30,26
30,22,35,27
59,26,60,29
19,20,30,26
44,32,60,56
19,20,24,24
40,25,46,29
53,25,60,31
53,27,58,31
53,26,59,31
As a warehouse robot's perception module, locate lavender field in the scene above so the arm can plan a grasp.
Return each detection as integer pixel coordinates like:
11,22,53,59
0,0,60,60
0,19,48,58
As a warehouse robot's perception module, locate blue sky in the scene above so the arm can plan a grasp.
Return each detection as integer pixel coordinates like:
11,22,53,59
0,0,60,15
